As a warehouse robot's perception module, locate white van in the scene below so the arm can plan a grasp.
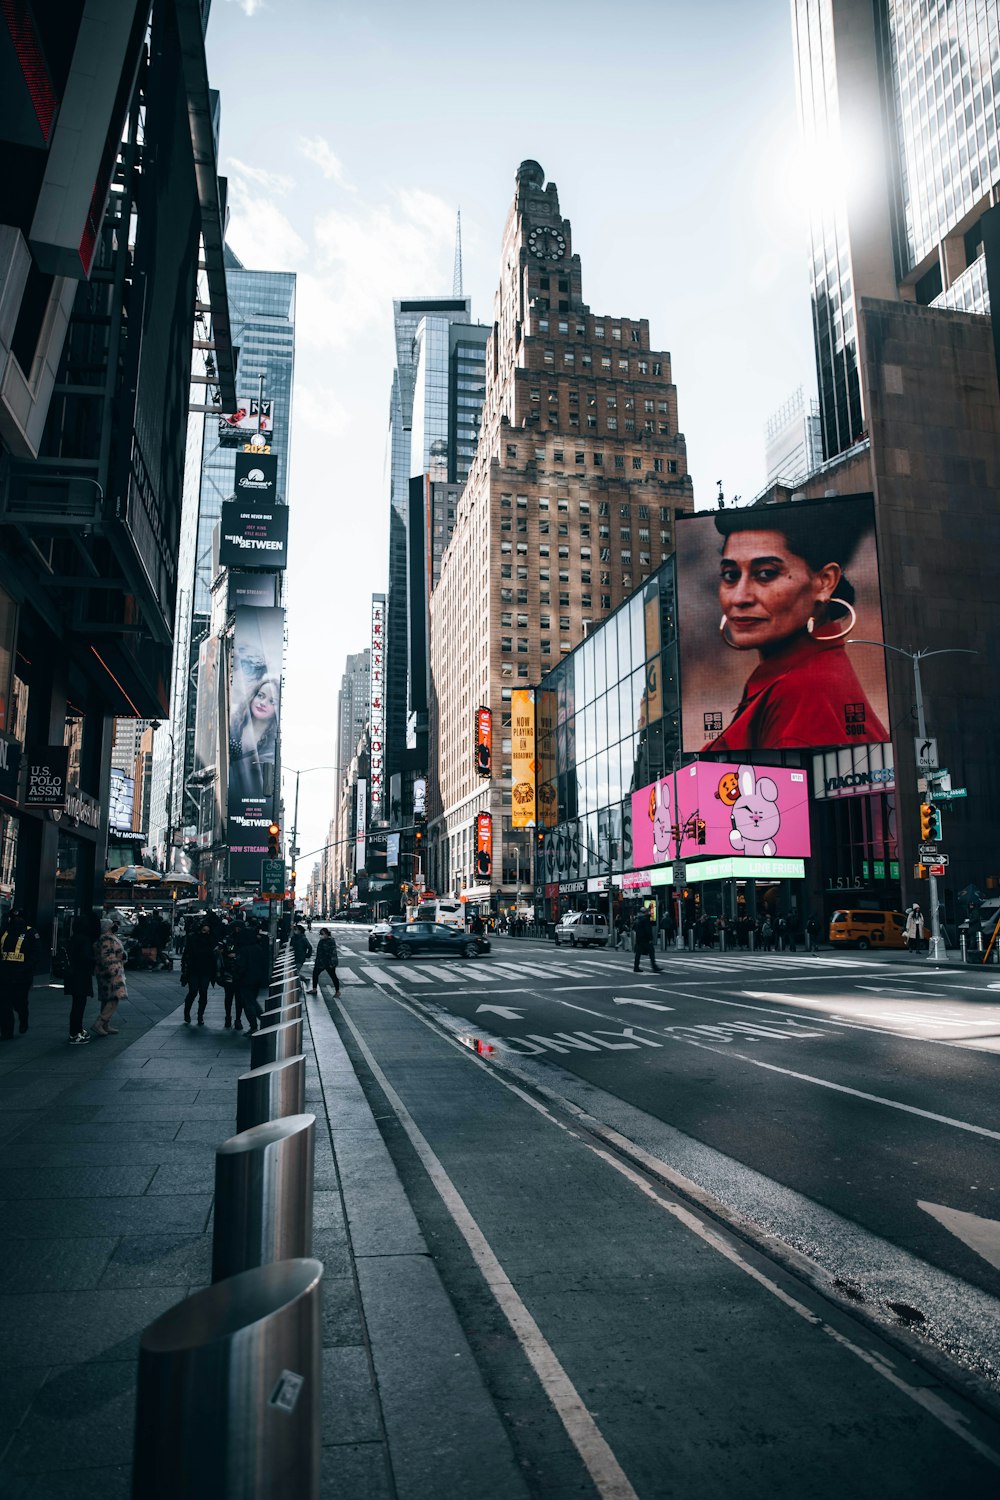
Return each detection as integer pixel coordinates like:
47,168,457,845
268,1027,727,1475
414,898,465,930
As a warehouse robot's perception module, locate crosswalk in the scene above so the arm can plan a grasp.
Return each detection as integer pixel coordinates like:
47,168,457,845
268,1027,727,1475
325,949,900,991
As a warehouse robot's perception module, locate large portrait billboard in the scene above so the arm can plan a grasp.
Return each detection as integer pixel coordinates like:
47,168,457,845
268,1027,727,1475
227,606,284,882
676,495,889,753
631,760,811,868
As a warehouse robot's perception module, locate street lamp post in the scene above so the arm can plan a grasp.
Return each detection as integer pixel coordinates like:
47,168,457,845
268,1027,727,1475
849,640,975,963
282,765,337,907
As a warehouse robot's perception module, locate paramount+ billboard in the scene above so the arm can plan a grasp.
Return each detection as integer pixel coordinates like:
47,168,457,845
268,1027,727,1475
676,495,889,753
219,454,287,570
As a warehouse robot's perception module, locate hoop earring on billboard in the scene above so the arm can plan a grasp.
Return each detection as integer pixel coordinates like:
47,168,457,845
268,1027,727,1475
719,615,742,650
808,600,857,641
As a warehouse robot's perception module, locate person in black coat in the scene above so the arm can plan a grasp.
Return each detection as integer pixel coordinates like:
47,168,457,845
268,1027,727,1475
64,914,95,1044
290,924,312,969
181,919,217,1025
233,928,267,1033
0,909,43,1039
632,907,660,974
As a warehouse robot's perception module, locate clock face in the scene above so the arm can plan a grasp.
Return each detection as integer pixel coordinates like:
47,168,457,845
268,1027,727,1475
527,226,567,261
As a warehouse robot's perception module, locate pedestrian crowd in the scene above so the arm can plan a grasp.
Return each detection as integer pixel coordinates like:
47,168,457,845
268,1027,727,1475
612,908,824,956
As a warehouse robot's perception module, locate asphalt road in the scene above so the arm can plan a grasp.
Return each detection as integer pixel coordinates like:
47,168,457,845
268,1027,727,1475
316,925,1000,1496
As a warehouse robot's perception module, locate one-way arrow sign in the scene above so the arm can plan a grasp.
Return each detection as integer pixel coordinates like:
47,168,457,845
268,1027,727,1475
612,996,675,1012
476,1004,525,1021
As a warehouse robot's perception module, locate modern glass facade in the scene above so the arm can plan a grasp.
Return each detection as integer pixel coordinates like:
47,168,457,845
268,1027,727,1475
535,561,679,895
793,0,1000,461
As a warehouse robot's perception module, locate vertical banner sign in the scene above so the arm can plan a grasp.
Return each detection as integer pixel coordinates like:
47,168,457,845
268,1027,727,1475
355,778,367,874
23,745,70,809
227,606,285,882
476,706,492,777
476,811,493,882
370,594,385,821
536,689,557,827
511,689,536,828
386,831,400,868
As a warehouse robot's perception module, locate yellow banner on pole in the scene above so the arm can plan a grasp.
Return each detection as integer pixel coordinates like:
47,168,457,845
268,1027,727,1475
511,688,536,828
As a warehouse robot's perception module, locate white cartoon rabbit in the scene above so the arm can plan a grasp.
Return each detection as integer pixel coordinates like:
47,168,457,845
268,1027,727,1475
729,764,781,857
649,779,672,862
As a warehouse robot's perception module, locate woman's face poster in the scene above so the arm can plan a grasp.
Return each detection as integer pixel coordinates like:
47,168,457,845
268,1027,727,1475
675,494,890,753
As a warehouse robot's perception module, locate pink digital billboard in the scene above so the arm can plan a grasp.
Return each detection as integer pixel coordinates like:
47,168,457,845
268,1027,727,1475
631,761,811,869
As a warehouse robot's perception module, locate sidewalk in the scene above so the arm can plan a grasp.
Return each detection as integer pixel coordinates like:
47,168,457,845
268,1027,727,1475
0,963,527,1499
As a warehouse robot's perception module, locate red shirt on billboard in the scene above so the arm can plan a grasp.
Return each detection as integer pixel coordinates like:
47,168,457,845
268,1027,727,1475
705,634,888,752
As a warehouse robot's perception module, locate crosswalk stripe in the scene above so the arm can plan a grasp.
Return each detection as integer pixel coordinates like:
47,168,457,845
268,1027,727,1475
385,963,433,983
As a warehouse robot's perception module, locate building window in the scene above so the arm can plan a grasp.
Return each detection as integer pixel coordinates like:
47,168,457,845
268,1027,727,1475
581,569,591,583
539,318,549,332
501,494,512,507
501,588,512,602
558,320,569,334
540,590,550,603
601,594,611,609
517,517,527,533
619,359,629,372
541,640,551,654
517,566,528,579
538,497,549,509
517,588,529,604
539,567,549,579
601,355,611,369
607,417,618,430
632,456,642,470
558,522,569,536
501,638,512,653
622,551,632,565
582,352,592,367
501,564,512,578
639,527,650,542
582,593,592,607
579,500,590,514
530,389,540,403
506,445,517,459
564,352,575,365
593,452,603,466
516,542,527,554
544,349,554,365
558,498,569,511
552,449,563,463
580,547,592,560
501,612,512,627
612,326,621,341
539,519,550,534
660,529,670,545
600,571,611,586
501,541,512,554
653,458,663,473
652,362,661,375
619,527,630,541
668,460,677,473
614,455,625,469
600,547,611,562
595,323,604,337
638,359,648,374
534,448,545,461
576,323,585,336
559,570,569,582
540,614,550,628
501,518,512,532
640,552,651,566
517,639,528,653
622,575,632,589
580,523,591,537
587,416,597,429
598,501,609,516
575,451,585,464
539,544,550,556
631,328,640,342
559,615,570,630
644,400,654,413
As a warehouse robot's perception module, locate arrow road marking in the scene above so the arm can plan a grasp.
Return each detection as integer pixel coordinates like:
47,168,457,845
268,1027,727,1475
612,996,675,1012
918,1201,1000,1272
476,1004,526,1020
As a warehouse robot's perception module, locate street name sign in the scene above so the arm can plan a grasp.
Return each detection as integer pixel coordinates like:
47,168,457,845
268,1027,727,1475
935,788,968,801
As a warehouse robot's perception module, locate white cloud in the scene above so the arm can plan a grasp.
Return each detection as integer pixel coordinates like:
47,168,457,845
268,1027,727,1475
298,136,354,191
226,195,308,272
227,0,265,15
227,158,294,196
292,383,350,438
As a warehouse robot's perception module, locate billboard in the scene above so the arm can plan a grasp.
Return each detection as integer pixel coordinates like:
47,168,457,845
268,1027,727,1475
631,760,811,869
476,706,492,777
109,768,136,833
511,688,536,828
536,689,557,827
22,745,69,810
219,499,288,570
676,495,889,753
234,450,277,504
370,596,385,819
218,397,274,444
476,811,493,881
227,606,284,882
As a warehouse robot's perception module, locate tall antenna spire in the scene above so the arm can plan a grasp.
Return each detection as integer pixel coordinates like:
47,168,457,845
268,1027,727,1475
452,208,463,297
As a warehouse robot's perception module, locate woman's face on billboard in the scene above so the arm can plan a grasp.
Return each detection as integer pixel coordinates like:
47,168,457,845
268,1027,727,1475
250,682,277,722
718,530,840,654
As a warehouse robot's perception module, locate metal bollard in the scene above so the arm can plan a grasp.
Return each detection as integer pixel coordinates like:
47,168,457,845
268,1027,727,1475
212,1112,314,1282
259,1001,302,1029
251,1018,303,1069
236,1054,306,1133
133,1257,322,1500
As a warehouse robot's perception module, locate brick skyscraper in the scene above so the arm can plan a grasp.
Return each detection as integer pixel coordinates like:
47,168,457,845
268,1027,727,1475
428,160,694,903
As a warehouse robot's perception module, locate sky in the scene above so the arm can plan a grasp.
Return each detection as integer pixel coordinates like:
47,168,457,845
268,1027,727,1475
205,0,817,890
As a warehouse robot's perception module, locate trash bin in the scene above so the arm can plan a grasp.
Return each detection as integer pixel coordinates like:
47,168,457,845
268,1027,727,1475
236,1054,306,1133
212,1113,315,1283
133,1257,322,1500
250,1018,303,1069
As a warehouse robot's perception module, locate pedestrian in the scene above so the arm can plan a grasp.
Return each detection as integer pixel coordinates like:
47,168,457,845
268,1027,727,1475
277,909,292,944
181,917,217,1025
233,926,267,1034
776,914,788,951
760,916,774,952
65,913,96,1044
632,906,660,974
310,927,340,997
805,913,821,954
661,910,676,950
290,923,313,971
219,921,242,1029
92,918,127,1036
904,903,924,953
0,908,42,1039
786,911,801,954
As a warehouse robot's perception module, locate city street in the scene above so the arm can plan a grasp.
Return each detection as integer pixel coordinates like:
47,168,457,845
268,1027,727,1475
312,924,1000,1495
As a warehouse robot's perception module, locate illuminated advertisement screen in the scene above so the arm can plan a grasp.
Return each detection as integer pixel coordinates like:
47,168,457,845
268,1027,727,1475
631,760,811,868
108,768,135,832
227,606,284,883
218,397,274,444
476,706,492,777
536,689,557,827
676,495,889,752
476,811,492,881
219,499,288,570
511,688,536,828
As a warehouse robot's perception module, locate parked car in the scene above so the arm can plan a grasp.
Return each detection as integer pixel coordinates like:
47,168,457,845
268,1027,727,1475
369,916,408,952
387,921,481,959
554,911,609,947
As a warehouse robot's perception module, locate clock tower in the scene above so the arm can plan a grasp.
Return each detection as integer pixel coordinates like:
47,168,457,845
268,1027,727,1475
429,161,694,905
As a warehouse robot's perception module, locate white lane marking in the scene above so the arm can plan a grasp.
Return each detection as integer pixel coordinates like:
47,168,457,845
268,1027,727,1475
335,1006,641,1500
918,1202,1000,1273
477,1004,526,1021
681,1043,1000,1142
612,997,676,1012
352,985,1000,1473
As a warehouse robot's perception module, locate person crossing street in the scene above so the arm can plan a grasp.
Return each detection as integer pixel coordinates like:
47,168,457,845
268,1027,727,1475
310,928,340,997
632,905,660,974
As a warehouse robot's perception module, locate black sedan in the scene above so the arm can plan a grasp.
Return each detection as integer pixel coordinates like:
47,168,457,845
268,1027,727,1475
386,921,484,959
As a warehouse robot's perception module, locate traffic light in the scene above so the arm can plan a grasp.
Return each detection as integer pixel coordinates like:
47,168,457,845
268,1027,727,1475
267,822,280,857
919,803,934,840
930,804,942,840
414,827,423,847
536,828,544,849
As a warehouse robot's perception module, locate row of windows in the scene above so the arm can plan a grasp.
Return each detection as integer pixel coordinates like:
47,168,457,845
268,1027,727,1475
499,496,673,522
537,347,663,376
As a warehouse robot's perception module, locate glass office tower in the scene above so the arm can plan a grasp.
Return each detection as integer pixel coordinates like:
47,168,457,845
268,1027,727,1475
792,0,1000,459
